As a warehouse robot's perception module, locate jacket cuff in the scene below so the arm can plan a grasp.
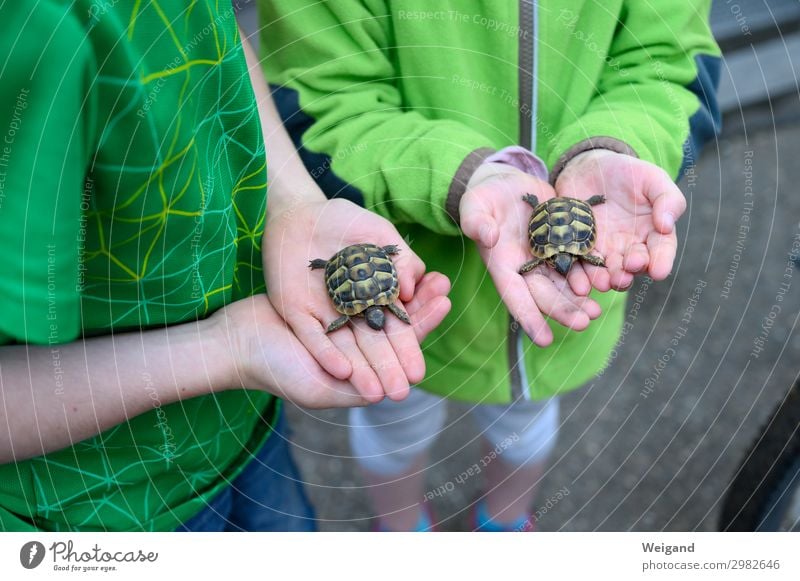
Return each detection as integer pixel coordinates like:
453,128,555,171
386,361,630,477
485,145,549,182
549,136,639,186
445,147,496,225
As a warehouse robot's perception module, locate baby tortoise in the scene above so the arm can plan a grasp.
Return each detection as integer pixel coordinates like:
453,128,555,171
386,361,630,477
310,243,411,333
519,194,606,276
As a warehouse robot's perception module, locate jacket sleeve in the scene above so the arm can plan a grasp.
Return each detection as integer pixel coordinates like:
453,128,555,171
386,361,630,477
258,0,496,236
546,1,721,182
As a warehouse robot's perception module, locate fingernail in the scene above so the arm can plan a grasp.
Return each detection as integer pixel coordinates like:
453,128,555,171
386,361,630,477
663,213,675,230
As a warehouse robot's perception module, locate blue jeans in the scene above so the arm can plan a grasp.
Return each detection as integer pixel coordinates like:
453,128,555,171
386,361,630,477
178,408,317,531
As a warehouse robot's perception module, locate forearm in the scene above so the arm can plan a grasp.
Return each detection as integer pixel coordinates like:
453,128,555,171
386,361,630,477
0,317,234,463
241,33,327,215
258,2,495,235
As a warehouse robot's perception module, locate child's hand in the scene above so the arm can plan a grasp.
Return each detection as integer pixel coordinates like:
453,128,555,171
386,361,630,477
553,150,686,291
459,163,602,347
262,197,451,403
210,272,450,409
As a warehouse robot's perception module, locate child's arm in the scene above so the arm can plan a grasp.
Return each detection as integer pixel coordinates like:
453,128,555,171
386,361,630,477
257,1,595,346
546,1,720,290
0,276,450,464
0,315,235,463
242,34,451,400
258,1,496,237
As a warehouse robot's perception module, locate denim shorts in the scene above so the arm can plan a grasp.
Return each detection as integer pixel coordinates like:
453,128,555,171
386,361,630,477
177,407,316,531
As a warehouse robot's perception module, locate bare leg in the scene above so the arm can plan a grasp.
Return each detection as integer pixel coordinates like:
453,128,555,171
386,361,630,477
522,194,539,208
482,444,547,526
325,315,350,333
586,195,605,206
382,245,400,255
581,253,605,268
387,302,411,325
363,456,429,531
308,258,327,270
519,257,544,274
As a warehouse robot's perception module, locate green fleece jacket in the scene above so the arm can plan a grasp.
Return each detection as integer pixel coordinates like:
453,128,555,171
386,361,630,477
259,0,720,403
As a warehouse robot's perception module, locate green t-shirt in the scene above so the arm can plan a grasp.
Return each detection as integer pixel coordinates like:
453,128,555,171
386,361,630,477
0,1,275,530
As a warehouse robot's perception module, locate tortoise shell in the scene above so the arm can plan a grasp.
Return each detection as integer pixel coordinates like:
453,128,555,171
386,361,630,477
528,197,598,259
322,243,399,316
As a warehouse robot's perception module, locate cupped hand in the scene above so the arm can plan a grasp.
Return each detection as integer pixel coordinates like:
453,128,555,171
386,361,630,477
459,162,602,347
263,197,450,402
210,272,451,409
554,150,686,291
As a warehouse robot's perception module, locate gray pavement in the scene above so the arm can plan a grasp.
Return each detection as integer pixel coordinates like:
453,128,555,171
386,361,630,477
285,103,800,531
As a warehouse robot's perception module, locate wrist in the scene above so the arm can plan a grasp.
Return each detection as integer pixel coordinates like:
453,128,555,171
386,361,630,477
266,182,327,218
198,311,248,394
550,136,638,187
484,145,549,182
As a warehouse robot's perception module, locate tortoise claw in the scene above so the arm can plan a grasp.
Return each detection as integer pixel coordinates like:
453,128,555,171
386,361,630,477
581,254,606,268
325,315,350,333
309,258,328,270
388,303,411,325
519,258,544,274
522,193,540,208
382,244,401,255
586,195,605,206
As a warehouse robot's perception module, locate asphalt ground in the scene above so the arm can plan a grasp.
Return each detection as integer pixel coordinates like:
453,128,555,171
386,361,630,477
285,101,800,531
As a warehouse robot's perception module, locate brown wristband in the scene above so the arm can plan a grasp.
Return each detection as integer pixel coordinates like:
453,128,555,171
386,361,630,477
445,147,496,225
549,136,638,186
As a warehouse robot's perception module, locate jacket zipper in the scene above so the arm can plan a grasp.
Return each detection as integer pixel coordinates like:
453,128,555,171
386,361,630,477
509,0,536,400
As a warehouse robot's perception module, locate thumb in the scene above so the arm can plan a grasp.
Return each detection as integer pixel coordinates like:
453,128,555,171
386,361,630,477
460,191,500,248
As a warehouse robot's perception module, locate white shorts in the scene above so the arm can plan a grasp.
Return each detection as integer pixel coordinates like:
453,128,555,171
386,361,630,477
349,388,560,476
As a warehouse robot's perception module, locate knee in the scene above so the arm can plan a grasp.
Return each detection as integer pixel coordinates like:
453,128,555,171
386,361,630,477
478,397,560,467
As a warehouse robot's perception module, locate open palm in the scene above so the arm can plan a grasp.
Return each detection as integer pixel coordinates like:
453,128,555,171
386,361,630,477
263,197,450,403
554,150,686,291
460,163,602,347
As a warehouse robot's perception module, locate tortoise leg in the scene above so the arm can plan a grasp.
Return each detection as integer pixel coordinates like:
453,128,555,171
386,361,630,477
522,193,539,208
519,257,544,274
309,258,328,270
325,315,350,333
382,244,401,256
581,254,606,268
586,195,606,206
387,303,411,325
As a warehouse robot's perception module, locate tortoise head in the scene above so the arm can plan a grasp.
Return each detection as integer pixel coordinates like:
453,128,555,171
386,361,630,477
364,306,385,331
551,253,575,276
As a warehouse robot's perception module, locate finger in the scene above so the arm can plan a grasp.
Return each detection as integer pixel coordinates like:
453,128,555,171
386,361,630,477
384,302,426,385
622,242,649,274
287,313,353,380
352,322,410,401
493,268,553,347
402,271,452,344
302,374,370,409
406,272,452,314
525,270,592,331
535,267,602,318
644,176,686,235
584,297,603,320
411,295,451,343
460,190,500,248
566,262,592,296
327,328,385,403
394,247,427,303
582,263,611,293
603,251,634,291
646,230,678,281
